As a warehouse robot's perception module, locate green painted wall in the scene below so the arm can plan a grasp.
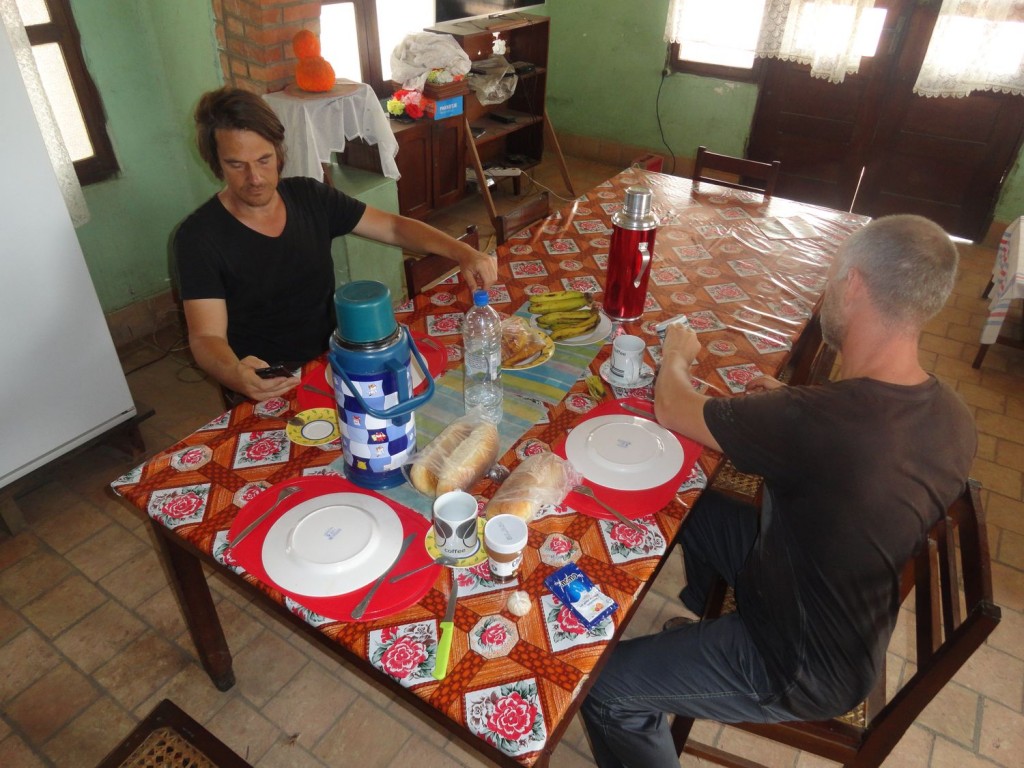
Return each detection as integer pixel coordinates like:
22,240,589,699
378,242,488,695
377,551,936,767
71,0,221,312
545,0,1023,221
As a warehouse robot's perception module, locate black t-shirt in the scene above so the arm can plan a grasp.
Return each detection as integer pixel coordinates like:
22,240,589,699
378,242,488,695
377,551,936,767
173,177,366,364
705,376,975,718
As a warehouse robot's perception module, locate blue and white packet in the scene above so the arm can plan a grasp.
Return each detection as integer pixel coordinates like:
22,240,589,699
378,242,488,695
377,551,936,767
544,563,618,629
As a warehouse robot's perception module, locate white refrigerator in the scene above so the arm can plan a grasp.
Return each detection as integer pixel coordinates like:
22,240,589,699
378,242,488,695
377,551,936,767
0,25,136,489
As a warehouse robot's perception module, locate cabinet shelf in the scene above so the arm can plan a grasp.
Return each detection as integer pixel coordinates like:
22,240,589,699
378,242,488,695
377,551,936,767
469,112,543,147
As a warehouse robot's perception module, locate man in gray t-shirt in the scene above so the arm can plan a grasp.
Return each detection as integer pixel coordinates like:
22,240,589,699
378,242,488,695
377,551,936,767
581,215,976,768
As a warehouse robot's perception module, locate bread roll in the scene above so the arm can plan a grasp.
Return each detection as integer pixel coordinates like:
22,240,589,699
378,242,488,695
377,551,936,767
437,423,499,494
485,451,569,522
409,419,499,496
409,419,473,495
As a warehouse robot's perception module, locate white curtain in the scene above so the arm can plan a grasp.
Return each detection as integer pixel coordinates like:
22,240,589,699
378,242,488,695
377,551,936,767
756,0,877,84
914,0,1024,98
0,0,89,227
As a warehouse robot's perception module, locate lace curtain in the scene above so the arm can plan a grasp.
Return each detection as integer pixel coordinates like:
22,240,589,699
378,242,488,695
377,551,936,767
0,0,89,227
756,0,877,83
914,0,1024,98
664,0,877,84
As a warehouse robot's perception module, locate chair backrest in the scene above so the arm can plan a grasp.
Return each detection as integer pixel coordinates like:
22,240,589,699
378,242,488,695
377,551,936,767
674,479,1001,768
403,224,479,299
496,191,550,245
692,145,781,197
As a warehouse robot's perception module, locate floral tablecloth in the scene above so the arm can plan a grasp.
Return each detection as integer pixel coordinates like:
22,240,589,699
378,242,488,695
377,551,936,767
111,168,868,766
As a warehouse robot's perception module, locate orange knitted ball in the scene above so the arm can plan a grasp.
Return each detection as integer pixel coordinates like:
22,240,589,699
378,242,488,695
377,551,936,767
296,56,336,92
292,29,320,59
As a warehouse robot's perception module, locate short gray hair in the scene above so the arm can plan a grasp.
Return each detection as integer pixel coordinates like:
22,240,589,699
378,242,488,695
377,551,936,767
833,214,958,328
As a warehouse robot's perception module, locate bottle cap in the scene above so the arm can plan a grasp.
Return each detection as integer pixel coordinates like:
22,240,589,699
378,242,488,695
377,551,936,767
612,186,659,231
473,289,490,307
484,514,528,555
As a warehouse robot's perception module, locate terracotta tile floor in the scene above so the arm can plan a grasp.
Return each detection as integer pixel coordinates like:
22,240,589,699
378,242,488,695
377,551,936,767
1,155,1022,768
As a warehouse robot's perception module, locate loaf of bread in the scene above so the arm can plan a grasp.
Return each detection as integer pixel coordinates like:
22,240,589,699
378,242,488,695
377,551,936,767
409,418,499,496
484,451,572,522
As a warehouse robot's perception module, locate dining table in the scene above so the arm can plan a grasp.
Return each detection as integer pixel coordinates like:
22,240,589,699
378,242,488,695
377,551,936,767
111,167,869,767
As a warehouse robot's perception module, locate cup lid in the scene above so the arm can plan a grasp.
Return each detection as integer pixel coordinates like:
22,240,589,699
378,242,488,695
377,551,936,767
333,281,396,344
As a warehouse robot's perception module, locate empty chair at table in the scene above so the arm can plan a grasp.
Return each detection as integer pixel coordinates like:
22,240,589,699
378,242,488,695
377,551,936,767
692,145,780,197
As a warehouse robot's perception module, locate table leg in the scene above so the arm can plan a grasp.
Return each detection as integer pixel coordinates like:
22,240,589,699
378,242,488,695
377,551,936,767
151,521,235,691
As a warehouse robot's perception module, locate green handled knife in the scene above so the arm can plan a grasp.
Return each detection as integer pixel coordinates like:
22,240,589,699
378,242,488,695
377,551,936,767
433,578,458,680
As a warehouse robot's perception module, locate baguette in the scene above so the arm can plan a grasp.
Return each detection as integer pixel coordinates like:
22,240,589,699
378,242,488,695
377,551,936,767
409,418,498,496
436,423,499,494
485,451,570,522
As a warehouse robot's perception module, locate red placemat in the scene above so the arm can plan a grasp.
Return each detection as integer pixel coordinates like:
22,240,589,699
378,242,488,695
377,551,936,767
552,397,702,520
226,475,438,622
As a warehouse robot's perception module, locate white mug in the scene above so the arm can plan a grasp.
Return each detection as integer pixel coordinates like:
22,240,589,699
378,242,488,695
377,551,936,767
609,334,645,385
432,490,480,559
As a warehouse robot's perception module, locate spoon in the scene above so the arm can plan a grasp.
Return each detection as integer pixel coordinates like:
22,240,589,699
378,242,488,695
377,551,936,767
572,485,644,533
228,485,301,548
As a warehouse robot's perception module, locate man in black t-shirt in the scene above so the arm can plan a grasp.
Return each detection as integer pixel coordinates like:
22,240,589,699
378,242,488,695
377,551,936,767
174,87,496,402
580,215,976,768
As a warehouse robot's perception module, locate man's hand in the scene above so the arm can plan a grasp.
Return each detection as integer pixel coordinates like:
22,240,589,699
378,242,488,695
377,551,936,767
744,375,785,394
238,357,298,402
661,323,701,366
458,250,498,292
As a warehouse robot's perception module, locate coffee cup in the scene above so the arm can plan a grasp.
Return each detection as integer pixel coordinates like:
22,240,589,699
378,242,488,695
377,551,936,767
609,334,645,385
432,490,480,559
484,514,528,583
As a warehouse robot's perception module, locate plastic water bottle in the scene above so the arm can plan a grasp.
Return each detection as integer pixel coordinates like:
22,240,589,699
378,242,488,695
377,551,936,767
463,289,503,424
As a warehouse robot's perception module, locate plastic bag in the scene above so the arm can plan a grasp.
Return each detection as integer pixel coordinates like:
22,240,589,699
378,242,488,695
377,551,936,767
407,415,499,497
468,56,518,105
390,33,471,92
484,452,579,522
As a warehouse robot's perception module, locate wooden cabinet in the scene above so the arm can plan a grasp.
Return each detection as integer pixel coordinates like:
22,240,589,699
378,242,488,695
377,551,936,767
426,13,574,227
343,116,465,220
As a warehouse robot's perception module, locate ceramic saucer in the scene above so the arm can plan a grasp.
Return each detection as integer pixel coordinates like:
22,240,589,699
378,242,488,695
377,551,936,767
599,359,655,389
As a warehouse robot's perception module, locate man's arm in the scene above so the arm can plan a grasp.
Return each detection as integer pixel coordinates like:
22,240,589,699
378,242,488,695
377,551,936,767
653,324,723,451
183,298,297,402
352,207,497,291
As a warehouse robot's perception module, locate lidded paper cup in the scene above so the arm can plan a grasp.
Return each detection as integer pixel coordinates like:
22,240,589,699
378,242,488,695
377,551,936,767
484,514,528,583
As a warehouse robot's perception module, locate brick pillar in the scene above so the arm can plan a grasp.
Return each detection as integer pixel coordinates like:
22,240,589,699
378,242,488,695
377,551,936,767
211,0,322,93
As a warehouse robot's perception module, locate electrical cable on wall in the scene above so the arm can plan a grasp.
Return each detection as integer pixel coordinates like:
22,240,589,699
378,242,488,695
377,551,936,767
655,62,678,175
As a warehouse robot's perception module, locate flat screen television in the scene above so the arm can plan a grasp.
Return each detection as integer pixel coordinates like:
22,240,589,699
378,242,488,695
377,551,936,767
435,1,543,23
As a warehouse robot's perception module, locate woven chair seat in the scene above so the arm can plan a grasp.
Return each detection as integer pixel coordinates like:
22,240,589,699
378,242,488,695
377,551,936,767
118,726,217,768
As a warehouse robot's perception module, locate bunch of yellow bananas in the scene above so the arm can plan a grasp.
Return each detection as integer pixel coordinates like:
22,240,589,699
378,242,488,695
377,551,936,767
529,291,601,341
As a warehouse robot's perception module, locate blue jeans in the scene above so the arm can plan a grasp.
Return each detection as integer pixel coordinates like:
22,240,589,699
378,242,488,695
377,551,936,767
580,492,799,768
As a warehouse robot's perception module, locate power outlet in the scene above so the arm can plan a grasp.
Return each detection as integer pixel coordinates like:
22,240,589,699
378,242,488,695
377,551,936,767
662,66,672,77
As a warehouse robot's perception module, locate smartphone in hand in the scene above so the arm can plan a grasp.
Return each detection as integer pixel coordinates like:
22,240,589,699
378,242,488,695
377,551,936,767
254,364,295,379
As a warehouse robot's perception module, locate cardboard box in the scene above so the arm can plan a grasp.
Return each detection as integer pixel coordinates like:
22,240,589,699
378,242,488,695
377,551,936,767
423,96,463,120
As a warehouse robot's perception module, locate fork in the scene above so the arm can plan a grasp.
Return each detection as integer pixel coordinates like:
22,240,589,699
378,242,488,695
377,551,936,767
572,485,644,532
228,485,301,548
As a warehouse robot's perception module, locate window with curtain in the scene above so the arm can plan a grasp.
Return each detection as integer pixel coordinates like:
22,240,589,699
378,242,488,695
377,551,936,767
14,0,118,185
914,0,1024,98
320,0,437,93
666,0,887,84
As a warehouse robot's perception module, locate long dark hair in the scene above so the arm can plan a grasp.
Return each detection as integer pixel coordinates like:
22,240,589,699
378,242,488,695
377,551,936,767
194,87,286,179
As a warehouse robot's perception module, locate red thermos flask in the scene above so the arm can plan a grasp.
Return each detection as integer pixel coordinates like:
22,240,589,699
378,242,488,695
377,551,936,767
603,186,658,321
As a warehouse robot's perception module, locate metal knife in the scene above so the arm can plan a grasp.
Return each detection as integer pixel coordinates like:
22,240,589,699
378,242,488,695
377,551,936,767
619,402,655,420
433,577,458,680
350,531,416,620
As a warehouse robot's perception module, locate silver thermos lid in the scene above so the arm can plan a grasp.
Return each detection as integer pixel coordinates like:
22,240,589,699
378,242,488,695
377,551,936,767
611,186,659,231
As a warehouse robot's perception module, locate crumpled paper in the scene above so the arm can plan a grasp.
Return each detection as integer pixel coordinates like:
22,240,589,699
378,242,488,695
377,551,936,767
390,33,471,92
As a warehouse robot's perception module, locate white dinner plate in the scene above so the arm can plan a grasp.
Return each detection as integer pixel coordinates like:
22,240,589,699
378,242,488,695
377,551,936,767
262,492,403,597
565,415,684,491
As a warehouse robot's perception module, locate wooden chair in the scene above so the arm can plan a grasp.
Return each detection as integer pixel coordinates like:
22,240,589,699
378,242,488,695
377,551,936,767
692,145,781,197
671,479,1001,768
496,191,550,245
403,224,479,298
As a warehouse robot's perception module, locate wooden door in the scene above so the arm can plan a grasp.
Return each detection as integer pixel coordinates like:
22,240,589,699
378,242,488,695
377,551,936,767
432,117,465,210
747,0,1024,241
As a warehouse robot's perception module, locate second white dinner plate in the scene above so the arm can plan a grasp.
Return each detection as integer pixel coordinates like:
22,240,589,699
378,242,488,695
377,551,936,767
262,492,403,597
565,415,684,491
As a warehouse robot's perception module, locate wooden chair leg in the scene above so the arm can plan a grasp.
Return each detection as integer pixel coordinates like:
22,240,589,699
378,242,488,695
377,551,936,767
982,278,993,299
671,714,697,755
972,344,989,369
